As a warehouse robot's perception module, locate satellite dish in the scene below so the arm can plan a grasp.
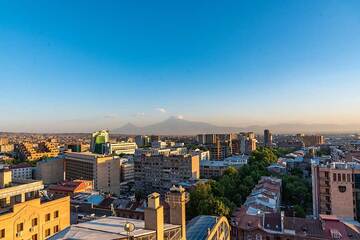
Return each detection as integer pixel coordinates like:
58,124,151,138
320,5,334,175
124,222,135,234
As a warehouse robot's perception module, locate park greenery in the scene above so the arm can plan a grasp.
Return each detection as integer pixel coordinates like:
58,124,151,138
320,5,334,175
187,147,312,219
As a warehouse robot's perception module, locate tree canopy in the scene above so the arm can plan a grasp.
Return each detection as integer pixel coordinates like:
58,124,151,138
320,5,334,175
187,147,312,219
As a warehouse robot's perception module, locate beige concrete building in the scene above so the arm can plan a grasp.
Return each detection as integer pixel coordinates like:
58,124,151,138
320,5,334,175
312,162,360,221
35,157,65,185
0,169,70,240
134,154,200,194
64,152,122,195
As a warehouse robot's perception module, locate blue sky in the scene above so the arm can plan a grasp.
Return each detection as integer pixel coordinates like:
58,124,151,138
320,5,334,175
0,0,360,132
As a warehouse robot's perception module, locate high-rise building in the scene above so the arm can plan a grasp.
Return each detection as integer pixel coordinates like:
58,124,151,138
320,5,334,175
239,132,257,154
208,139,231,160
135,135,145,147
312,162,360,220
299,134,324,147
134,154,200,194
64,152,121,195
204,134,217,145
264,129,273,147
90,130,110,154
0,168,70,240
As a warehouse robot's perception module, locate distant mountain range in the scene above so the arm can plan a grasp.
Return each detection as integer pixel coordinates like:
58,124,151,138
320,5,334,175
112,117,360,135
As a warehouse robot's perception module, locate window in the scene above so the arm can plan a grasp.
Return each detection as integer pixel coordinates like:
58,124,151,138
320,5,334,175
53,225,59,233
32,218,38,227
45,213,51,221
347,174,351,182
54,211,59,218
338,174,341,182
16,223,23,233
32,234,38,240
333,173,336,181
0,229,5,238
342,174,346,182
45,229,51,237
339,186,347,193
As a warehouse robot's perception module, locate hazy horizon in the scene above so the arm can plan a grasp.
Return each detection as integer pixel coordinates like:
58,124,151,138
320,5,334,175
1,1,360,132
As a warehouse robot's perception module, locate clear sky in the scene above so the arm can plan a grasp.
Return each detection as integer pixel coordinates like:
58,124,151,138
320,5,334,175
0,0,360,132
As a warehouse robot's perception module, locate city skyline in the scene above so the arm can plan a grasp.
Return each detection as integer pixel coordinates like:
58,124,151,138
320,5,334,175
1,1,360,132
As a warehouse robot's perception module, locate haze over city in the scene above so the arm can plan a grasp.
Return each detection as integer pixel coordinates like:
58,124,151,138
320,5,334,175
1,0,360,133
3,2,360,240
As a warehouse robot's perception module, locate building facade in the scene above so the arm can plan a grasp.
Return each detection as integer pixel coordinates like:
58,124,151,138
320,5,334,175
35,157,65,185
64,152,122,195
312,161,360,220
264,129,273,147
0,169,70,240
134,154,200,194
17,142,59,161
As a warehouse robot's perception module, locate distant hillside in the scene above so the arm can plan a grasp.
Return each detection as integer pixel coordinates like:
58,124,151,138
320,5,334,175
113,117,360,135
113,117,242,135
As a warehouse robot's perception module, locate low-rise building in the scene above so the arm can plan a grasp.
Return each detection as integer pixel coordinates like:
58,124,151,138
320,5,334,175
243,177,282,213
47,180,93,197
10,162,34,180
108,142,138,155
200,155,248,178
231,208,360,240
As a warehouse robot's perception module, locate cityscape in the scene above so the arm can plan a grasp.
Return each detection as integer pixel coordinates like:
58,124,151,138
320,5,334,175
1,1,360,240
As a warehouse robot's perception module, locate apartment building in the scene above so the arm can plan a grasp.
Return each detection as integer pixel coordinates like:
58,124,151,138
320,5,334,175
64,152,121,195
208,140,231,160
134,154,200,194
17,141,60,161
312,161,360,220
10,162,33,180
108,142,138,155
300,134,325,147
239,132,257,154
0,169,70,240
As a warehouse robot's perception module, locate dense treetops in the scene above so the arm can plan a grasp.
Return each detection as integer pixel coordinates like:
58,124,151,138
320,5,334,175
187,147,312,219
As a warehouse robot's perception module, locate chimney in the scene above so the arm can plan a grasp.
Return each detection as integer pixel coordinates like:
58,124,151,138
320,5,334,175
144,192,164,240
0,168,12,188
165,186,189,240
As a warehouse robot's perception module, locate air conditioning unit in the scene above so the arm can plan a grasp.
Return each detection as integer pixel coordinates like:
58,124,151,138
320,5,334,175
29,227,34,232
16,231,23,237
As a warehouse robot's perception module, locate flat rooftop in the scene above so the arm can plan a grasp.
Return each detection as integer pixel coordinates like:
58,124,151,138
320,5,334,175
51,216,180,240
